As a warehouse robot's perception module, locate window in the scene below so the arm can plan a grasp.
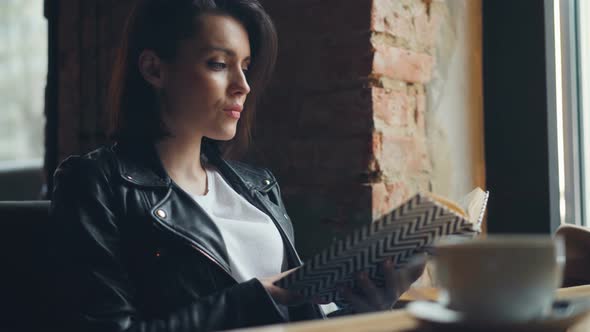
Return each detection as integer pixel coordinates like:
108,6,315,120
0,0,47,165
577,0,590,225
549,0,590,226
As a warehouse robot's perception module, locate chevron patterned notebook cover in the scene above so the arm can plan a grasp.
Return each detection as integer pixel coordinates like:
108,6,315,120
276,188,489,304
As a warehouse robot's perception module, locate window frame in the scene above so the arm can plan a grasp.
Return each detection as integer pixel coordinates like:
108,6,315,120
547,0,587,227
483,0,556,234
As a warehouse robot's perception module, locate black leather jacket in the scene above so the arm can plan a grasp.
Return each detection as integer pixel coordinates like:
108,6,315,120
49,141,323,332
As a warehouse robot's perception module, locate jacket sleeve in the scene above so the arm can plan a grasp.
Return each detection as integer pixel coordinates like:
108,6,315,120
49,157,286,332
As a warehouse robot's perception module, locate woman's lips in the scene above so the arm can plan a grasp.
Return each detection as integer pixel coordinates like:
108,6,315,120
224,110,241,119
223,105,243,119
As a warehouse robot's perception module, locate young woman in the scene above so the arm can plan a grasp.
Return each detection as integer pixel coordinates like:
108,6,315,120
49,0,411,331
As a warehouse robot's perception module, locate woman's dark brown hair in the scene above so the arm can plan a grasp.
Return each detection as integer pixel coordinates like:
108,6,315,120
108,0,277,157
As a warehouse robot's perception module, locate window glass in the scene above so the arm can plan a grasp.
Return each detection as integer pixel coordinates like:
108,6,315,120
0,0,47,162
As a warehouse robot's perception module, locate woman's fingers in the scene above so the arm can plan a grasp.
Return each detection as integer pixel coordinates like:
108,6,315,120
383,258,398,303
406,254,427,281
356,271,385,309
260,272,304,306
268,267,301,283
339,286,374,313
267,284,304,305
340,255,429,314
395,254,427,294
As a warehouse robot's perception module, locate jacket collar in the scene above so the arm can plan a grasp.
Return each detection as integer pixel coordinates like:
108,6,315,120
113,140,171,188
112,140,272,192
112,140,235,276
111,140,299,271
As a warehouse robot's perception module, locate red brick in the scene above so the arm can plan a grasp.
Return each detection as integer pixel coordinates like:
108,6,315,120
409,84,427,135
371,181,412,219
373,132,432,177
371,176,432,219
413,9,437,52
371,0,416,46
372,87,411,129
371,0,438,53
372,43,434,83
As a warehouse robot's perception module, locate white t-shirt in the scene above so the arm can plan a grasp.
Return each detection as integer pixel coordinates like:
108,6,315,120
191,167,285,283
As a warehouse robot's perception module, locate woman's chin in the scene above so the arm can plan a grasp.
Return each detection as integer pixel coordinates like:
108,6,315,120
207,130,237,142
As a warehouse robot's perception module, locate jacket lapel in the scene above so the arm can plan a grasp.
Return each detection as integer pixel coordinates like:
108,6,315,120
150,187,232,276
112,140,303,274
113,142,233,277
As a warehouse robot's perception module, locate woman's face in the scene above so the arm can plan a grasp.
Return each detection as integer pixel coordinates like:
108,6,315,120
159,14,251,141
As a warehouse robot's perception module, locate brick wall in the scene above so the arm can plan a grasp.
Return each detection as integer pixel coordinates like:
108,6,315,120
257,0,443,256
51,0,444,257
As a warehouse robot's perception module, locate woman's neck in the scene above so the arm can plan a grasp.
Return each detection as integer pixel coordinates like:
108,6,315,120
155,135,208,196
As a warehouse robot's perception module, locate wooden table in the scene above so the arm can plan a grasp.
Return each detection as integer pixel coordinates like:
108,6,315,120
231,286,590,332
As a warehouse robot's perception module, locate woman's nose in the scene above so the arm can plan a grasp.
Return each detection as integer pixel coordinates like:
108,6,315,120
230,68,251,96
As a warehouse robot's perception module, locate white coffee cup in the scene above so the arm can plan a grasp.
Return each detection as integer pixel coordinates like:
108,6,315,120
433,235,565,322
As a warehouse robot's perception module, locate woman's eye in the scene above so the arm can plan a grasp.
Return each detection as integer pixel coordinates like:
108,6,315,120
208,61,227,70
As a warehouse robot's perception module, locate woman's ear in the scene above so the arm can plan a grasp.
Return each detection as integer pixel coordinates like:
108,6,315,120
138,50,165,89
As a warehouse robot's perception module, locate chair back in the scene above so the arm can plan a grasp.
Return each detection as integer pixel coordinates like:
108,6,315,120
0,201,52,331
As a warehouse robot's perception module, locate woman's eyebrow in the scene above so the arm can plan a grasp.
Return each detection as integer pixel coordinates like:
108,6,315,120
201,46,250,60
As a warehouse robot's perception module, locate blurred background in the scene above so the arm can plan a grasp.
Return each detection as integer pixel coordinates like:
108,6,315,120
0,0,589,258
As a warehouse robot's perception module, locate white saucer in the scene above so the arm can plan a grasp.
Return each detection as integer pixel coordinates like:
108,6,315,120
407,299,590,332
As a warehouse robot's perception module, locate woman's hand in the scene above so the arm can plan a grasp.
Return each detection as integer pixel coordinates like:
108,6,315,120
339,255,426,313
259,268,303,306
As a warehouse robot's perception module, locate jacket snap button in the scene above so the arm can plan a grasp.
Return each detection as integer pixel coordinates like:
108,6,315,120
126,175,133,180
156,209,167,219
263,179,271,185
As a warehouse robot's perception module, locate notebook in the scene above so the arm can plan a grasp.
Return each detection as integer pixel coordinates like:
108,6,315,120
276,188,490,304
